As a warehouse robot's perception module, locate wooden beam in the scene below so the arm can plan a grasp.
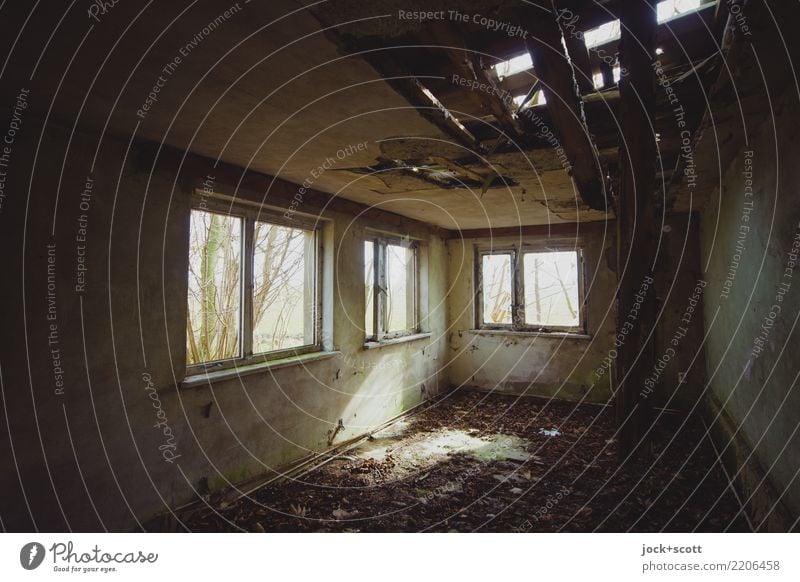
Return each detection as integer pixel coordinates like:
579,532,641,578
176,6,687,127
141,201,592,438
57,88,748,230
359,52,479,151
427,21,521,142
614,0,659,462
444,220,612,240
521,7,609,211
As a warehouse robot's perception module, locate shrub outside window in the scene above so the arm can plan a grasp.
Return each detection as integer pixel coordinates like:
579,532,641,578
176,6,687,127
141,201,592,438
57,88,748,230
187,202,320,370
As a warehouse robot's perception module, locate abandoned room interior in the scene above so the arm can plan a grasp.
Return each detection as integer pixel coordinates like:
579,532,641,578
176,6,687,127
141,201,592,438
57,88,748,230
0,0,798,536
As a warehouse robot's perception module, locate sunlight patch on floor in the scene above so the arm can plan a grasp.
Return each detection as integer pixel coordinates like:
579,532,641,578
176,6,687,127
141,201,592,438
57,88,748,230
355,426,532,475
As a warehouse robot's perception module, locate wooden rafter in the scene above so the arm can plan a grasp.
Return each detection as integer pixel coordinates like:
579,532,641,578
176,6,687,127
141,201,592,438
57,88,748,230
426,20,521,142
521,6,609,211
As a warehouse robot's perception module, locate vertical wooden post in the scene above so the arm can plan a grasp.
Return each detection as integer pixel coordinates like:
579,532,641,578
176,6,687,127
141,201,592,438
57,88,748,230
615,0,658,462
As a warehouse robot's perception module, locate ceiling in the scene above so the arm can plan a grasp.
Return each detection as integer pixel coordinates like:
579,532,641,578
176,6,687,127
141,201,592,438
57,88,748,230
0,0,720,229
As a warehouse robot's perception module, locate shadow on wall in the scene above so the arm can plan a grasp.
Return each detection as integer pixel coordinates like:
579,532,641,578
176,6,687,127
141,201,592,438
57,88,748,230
0,124,448,532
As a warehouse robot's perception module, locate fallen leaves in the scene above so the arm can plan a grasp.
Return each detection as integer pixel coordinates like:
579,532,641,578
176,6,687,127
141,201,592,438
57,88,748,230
179,391,748,533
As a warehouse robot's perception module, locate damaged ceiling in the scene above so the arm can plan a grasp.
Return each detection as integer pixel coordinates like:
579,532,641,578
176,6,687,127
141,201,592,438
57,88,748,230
0,0,723,229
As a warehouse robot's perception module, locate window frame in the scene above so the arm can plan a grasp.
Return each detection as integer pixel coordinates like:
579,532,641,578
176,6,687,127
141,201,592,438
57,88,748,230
475,244,586,334
364,235,421,342
186,197,323,374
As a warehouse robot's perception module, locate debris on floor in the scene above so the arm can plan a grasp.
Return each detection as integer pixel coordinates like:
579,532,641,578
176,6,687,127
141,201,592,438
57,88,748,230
539,428,562,437
178,390,749,533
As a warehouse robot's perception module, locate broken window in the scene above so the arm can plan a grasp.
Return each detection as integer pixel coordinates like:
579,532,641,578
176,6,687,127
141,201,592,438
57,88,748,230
364,237,419,341
477,248,584,333
187,204,320,369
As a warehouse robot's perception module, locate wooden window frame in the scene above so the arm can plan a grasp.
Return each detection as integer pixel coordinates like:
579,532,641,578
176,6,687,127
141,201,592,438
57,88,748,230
365,236,420,342
186,198,323,374
475,245,586,334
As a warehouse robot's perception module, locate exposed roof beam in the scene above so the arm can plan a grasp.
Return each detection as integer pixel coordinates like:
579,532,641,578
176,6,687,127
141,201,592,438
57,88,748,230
366,53,478,150
520,7,609,210
426,21,522,142
444,219,611,239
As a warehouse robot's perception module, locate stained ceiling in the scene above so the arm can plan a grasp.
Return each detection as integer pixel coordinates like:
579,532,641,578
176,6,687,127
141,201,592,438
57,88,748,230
0,0,722,229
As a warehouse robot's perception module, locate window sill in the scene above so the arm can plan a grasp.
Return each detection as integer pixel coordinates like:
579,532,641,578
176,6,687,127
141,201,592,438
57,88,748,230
363,332,432,350
181,351,340,389
469,329,592,340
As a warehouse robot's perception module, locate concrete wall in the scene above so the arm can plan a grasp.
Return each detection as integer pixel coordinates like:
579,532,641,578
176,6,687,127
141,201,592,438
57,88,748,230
0,121,448,531
699,88,800,529
444,228,617,403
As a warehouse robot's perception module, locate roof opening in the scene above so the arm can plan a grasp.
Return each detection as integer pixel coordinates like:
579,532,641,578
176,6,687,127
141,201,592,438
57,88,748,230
492,52,533,81
657,0,705,23
513,88,546,111
418,82,470,134
583,0,710,49
584,19,621,49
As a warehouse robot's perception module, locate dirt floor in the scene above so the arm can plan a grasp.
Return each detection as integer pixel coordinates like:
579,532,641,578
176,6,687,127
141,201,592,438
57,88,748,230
177,390,750,532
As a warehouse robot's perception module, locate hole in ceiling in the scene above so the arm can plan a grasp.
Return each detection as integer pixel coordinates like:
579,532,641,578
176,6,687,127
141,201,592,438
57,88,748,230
348,158,518,191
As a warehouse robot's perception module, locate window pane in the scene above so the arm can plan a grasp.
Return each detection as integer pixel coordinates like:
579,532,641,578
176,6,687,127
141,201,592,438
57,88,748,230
523,251,580,327
364,241,374,338
481,254,512,325
253,222,313,353
187,210,242,364
385,244,414,333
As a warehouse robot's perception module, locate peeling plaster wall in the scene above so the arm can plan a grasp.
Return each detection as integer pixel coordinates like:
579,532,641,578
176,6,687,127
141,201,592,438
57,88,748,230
699,90,800,529
0,122,448,532
443,217,705,408
444,229,617,403
648,213,707,410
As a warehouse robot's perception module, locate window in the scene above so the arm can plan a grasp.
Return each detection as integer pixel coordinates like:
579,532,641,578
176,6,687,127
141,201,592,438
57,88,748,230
477,248,584,333
186,210,243,363
481,253,513,325
187,204,320,369
364,237,419,341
